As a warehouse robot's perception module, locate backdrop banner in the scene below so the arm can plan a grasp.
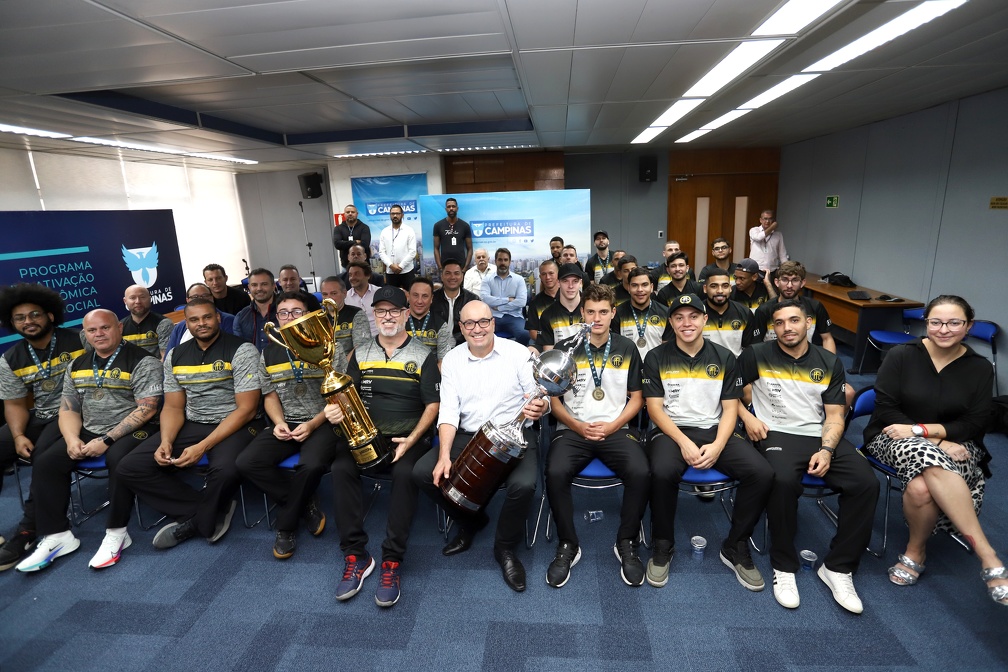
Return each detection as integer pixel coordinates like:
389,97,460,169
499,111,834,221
350,174,428,267
418,189,591,286
0,209,184,352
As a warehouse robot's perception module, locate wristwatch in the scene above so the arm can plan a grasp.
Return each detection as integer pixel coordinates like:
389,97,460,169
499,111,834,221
911,424,927,438
101,434,115,446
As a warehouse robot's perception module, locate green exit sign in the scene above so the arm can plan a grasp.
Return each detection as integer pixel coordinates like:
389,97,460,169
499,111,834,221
826,195,839,208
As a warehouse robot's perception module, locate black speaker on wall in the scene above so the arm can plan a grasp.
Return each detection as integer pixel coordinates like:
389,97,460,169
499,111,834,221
298,172,324,199
639,156,657,183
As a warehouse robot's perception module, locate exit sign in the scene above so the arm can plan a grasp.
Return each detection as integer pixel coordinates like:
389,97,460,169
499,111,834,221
826,195,839,208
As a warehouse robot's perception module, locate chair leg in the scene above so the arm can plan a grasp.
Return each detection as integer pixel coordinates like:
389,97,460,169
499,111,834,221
527,492,548,549
362,480,383,521
134,497,167,531
240,484,274,529
13,460,30,511
948,531,975,554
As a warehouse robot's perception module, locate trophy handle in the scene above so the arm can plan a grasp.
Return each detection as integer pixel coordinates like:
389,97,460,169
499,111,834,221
322,297,339,339
263,321,290,351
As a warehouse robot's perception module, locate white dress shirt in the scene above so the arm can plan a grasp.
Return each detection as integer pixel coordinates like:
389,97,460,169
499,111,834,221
463,264,494,295
749,225,789,272
379,224,417,274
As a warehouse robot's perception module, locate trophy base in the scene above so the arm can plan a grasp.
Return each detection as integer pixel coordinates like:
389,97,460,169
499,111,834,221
349,431,393,470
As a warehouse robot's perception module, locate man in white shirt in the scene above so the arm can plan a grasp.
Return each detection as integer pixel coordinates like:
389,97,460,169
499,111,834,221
463,248,494,295
749,209,789,274
344,261,381,336
378,204,417,289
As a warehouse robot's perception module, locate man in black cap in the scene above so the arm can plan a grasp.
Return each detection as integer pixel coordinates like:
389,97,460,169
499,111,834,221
536,264,585,351
731,258,775,312
584,231,614,284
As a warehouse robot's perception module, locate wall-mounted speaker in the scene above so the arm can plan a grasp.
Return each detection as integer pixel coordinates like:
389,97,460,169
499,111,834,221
298,172,324,199
638,156,657,183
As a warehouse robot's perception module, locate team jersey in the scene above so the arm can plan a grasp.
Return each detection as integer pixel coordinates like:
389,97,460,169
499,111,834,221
64,340,163,435
553,332,641,430
701,299,751,356
329,303,366,355
731,283,771,312
164,332,261,424
536,300,585,348
736,341,846,438
613,284,631,307
406,311,453,361
652,267,696,290
525,291,557,335
259,342,336,423
0,328,85,420
613,301,668,359
656,279,704,307
120,312,173,356
349,335,440,437
642,339,741,430
744,295,832,349
584,253,614,283
697,263,735,286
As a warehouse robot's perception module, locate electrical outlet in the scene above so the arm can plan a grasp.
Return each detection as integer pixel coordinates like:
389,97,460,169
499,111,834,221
657,230,664,238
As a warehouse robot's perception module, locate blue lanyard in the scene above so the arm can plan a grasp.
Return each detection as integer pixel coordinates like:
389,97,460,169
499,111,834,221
284,349,305,383
631,303,651,339
408,313,430,336
585,335,611,391
92,341,125,389
27,335,58,379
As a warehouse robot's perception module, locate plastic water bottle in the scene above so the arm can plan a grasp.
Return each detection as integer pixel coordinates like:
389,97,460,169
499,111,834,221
584,509,604,523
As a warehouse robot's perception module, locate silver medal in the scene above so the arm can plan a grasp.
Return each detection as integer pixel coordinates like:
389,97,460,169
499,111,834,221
294,382,307,397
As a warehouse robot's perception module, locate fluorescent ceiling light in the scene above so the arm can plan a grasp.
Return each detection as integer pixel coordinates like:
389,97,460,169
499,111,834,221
650,99,707,127
332,150,428,158
739,74,821,109
186,152,258,165
440,145,536,152
804,0,968,73
683,39,784,97
675,130,712,144
631,127,666,144
72,136,185,154
701,109,752,130
753,0,846,36
0,123,71,139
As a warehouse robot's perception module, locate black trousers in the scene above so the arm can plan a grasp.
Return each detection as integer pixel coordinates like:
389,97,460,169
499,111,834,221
546,429,649,546
761,431,879,573
384,270,416,289
413,427,538,552
235,423,338,532
331,436,432,563
116,420,262,537
648,426,773,548
0,416,62,529
31,425,154,535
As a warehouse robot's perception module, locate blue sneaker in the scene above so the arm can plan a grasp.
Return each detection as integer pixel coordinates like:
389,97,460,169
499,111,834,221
375,561,401,608
336,553,374,601
16,532,80,572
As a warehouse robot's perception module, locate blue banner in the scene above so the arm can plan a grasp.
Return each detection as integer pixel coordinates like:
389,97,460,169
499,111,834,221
418,190,591,280
0,210,185,351
350,174,428,262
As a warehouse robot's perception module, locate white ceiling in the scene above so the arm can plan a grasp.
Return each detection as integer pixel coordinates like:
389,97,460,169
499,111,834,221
0,0,1006,172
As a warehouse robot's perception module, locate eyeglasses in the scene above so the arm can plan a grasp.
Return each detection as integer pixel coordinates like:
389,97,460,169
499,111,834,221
11,310,44,323
926,318,967,330
187,293,212,300
778,277,802,285
460,318,493,330
712,246,729,251
277,309,307,319
373,308,405,318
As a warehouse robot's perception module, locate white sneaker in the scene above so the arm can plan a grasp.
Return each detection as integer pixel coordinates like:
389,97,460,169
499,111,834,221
818,564,864,614
16,532,80,572
772,569,800,609
88,530,132,569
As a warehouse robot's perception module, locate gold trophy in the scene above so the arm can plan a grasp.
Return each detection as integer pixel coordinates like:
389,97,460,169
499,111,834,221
264,298,392,470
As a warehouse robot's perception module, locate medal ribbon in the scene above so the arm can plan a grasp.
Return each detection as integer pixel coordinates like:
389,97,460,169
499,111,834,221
585,333,611,395
284,349,305,383
408,313,430,338
28,335,58,380
92,340,125,389
631,304,650,340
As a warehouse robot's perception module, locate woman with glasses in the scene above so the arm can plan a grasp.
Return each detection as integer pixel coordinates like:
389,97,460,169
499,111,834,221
864,294,1004,605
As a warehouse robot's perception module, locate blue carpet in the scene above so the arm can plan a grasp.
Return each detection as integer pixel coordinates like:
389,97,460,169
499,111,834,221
2,344,1006,671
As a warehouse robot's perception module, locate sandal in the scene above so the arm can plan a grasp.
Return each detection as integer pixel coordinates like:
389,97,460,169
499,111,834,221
982,567,1008,605
888,554,925,586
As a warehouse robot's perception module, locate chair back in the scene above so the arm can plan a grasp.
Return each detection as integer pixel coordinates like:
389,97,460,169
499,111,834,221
968,320,999,346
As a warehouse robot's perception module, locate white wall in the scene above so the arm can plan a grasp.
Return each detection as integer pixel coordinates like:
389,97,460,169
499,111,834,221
778,86,1008,392
0,147,248,286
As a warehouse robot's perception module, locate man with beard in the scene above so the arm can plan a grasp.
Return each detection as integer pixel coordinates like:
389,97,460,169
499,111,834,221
697,238,735,286
236,292,337,560
730,258,775,312
326,286,439,608
699,268,750,357
745,261,836,354
339,244,384,290
656,253,703,307
432,260,478,346
332,203,371,270
117,298,262,548
164,283,237,353
463,248,494,296
432,197,473,272
653,241,696,290
120,284,173,357
203,263,250,316
614,267,667,360
611,255,639,307
598,250,626,287
584,231,614,284
735,300,877,613
0,284,86,570
406,277,453,362
235,268,279,352
319,275,371,355
15,309,162,572
480,248,529,345
526,259,560,344
378,204,417,289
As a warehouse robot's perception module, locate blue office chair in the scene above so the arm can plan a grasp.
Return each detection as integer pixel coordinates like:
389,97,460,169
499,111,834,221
856,307,926,372
968,320,1000,395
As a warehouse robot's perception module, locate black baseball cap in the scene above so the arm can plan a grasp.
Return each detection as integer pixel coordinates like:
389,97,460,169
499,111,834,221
372,285,408,308
669,293,706,315
558,263,584,280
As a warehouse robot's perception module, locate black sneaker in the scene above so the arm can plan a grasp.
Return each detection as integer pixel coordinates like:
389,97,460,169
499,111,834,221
0,529,37,571
546,540,581,588
152,519,198,549
273,530,296,560
614,539,645,587
720,540,765,591
303,495,326,537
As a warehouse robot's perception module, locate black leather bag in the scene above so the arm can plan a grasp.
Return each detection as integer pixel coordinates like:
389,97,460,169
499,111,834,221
823,271,856,287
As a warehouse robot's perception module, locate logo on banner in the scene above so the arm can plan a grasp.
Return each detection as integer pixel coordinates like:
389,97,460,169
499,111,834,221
365,200,418,217
121,242,159,288
471,220,535,238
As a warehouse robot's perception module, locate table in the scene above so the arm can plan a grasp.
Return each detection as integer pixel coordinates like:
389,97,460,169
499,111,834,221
804,274,924,374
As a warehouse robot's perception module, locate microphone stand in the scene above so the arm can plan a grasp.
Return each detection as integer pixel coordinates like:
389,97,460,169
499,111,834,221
299,201,318,291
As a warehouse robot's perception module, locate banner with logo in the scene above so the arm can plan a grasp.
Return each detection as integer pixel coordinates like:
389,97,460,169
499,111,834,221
417,189,591,281
0,210,185,352
350,174,428,265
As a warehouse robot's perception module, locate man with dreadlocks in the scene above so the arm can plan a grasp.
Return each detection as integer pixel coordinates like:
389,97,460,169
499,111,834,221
0,283,86,570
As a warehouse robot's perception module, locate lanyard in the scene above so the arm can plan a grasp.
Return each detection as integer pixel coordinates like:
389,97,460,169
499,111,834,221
408,313,430,336
284,348,305,383
585,335,611,394
596,253,612,274
631,303,651,339
92,341,125,389
28,335,58,379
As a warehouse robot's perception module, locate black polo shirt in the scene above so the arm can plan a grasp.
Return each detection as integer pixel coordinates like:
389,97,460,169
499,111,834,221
643,338,741,430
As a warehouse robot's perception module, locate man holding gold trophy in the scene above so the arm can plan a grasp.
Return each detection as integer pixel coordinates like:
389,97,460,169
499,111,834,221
324,286,441,608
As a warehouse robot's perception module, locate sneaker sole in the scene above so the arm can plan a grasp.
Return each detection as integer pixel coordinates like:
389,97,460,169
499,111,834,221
308,513,326,537
375,589,400,608
817,565,864,614
336,557,375,601
719,550,765,592
17,538,81,572
546,546,582,588
646,560,670,588
209,500,238,544
89,535,132,570
613,543,645,587
0,538,37,571
273,547,295,560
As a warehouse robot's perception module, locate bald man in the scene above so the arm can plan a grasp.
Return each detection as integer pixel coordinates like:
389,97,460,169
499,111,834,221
121,284,173,358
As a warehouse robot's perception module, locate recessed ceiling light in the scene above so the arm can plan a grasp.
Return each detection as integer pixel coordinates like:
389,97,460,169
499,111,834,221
0,123,71,139
701,109,752,130
631,127,666,144
739,74,821,109
683,39,784,98
675,130,712,143
753,0,846,36
650,99,707,128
